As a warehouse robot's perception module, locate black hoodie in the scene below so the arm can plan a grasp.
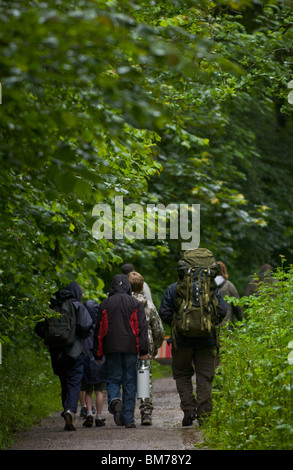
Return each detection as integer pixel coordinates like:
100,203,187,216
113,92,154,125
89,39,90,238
35,281,92,362
50,281,83,308
93,274,148,359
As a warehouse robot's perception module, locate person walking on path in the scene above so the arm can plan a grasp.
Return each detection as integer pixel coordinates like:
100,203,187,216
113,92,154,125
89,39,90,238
81,299,107,428
121,263,153,303
35,281,92,431
127,271,165,426
244,263,277,297
93,274,149,428
215,261,243,328
159,249,227,427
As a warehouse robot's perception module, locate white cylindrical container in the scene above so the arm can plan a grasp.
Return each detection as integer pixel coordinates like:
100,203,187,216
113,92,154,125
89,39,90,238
137,359,150,399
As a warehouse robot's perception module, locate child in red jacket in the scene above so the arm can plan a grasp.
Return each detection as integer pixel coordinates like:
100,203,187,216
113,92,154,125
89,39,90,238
94,274,149,428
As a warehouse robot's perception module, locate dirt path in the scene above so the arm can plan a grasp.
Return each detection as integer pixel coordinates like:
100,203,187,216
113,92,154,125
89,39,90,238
9,376,205,452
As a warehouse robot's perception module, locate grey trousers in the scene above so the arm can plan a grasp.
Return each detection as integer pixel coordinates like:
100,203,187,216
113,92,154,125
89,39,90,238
171,346,216,422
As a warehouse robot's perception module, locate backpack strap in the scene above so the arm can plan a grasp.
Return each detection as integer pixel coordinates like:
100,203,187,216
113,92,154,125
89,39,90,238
197,269,204,329
186,267,195,316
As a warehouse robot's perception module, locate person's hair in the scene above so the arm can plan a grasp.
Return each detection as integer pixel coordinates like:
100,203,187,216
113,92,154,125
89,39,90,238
121,263,135,274
217,261,228,280
127,271,144,293
259,264,273,282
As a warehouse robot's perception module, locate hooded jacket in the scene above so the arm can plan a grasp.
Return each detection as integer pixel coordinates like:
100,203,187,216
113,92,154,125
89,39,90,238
132,292,165,357
215,275,243,326
50,281,83,308
35,281,92,364
82,300,106,384
93,274,148,360
244,264,277,297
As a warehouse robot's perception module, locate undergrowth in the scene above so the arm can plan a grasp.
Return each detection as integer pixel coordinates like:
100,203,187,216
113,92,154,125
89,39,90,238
201,261,293,450
0,327,60,449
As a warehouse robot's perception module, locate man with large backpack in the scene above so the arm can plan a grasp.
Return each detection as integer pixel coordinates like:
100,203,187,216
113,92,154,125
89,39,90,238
35,281,92,431
159,248,227,427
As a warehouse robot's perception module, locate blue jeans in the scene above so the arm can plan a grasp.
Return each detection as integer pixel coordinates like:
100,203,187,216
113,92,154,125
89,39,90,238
105,353,137,425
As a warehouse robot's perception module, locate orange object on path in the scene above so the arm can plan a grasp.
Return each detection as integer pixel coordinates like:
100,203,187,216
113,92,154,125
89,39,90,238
153,336,172,365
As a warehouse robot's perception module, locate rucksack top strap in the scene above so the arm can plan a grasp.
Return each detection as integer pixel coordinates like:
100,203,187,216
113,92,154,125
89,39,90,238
186,268,195,310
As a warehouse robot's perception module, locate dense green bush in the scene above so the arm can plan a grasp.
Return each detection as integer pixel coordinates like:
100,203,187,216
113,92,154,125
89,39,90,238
203,262,293,450
0,328,60,449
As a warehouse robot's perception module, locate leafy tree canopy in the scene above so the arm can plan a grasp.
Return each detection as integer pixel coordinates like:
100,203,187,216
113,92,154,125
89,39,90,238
1,0,292,339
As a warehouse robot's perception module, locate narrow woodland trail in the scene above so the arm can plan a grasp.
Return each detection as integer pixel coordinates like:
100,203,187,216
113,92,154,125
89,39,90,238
9,376,205,454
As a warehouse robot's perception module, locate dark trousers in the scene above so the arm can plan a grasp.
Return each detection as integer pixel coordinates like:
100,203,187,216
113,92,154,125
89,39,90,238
171,346,216,422
52,352,84,414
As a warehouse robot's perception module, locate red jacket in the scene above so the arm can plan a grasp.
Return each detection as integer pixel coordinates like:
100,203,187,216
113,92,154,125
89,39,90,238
93,274,148,360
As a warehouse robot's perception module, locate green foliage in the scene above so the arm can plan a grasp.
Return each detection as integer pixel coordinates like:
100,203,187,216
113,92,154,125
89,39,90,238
97,0,293,302
0,0,169,338
202,261,293,450
1,0,293,450
0,328,60,449
152,361,172,381
145,0,293,286
2,0,293,337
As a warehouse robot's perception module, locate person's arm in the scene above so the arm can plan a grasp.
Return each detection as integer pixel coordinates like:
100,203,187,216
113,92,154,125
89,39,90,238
93,306,107,361
215,288,228,321
158,283,177,326
34,319,48,339
149,303,165,351
75,302,93,338
136,302,149,359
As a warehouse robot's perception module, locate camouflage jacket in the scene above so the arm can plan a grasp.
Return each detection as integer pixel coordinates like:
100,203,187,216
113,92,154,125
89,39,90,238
132,292,165,357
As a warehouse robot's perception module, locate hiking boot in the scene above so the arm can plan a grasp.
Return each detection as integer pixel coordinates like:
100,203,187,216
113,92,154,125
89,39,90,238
141,414,152,426
108,398,123,426
83,413,94,427
95,417,106,427
64,410,76,431
124,422,136,428
80,406,87,418
182,411,196,427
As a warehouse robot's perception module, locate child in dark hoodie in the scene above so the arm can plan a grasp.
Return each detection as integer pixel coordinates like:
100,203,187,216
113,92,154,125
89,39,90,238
93,274,149,428
35,281,92,431
81,299,107,428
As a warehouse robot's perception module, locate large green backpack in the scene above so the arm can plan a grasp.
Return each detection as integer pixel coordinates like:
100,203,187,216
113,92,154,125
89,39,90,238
172,248,220,343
